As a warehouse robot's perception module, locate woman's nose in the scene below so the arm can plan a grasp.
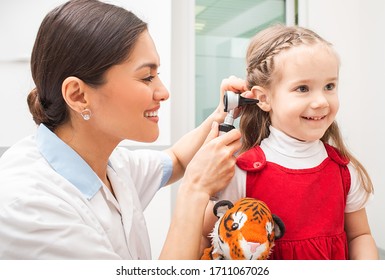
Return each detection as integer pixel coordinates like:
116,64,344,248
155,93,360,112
154,79,170,101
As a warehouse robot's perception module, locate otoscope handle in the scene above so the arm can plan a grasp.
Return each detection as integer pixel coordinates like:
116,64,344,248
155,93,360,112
219,123,235,135
214,113,235,200
219,108,235,135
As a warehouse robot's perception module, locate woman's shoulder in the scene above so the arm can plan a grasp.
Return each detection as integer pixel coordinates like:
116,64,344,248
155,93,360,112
110,146,167,165
0,135,86,206
109,147,171,182
0,135,40,171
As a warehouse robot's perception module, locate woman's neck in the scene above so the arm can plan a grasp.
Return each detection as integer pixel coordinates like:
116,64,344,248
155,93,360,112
54,122,117,188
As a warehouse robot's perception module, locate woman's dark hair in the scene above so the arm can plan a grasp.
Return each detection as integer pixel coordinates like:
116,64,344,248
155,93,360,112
27,0,148,130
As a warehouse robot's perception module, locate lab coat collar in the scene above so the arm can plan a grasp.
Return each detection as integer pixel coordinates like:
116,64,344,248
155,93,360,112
36,124,101,200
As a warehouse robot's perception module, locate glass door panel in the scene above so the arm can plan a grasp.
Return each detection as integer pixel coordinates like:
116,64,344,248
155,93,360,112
195,0,287,125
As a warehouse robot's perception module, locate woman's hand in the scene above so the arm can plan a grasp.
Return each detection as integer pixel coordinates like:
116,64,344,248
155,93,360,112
181,121,241,198
221,75,250,95
165,76,246,186
216,75,251,119
161,121,241,260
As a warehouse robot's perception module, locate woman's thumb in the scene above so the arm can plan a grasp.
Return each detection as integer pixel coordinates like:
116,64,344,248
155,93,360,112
204,121,219,145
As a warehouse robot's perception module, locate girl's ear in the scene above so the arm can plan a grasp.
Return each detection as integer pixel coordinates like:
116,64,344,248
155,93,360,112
251,86,271,112
61,76,89,114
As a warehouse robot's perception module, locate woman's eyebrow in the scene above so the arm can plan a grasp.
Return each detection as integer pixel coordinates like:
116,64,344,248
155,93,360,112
135,62,159,71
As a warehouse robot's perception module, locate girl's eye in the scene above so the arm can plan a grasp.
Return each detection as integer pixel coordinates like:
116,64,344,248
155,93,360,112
295,85,309,93
325,83,335,91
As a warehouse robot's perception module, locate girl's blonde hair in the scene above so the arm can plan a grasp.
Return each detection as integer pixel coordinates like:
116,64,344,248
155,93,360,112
241,24,373,196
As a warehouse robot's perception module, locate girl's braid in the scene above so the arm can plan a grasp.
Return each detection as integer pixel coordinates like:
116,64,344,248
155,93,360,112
246,27,323,88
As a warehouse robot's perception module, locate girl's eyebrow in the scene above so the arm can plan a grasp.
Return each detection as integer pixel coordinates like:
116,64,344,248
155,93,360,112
326,77,338,81
291,77,338,84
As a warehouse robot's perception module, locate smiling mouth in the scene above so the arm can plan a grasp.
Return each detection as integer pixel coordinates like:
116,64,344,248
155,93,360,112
302,115,326,121
144,110,158,117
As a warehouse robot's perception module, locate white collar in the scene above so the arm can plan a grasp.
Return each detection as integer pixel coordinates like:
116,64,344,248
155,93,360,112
36,124,102,199
260,126,327,168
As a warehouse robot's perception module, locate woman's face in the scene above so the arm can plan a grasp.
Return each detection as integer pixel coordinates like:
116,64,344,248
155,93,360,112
88,30,169,143
266,44,340,142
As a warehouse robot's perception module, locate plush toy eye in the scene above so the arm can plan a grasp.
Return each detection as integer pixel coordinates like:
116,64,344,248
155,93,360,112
232,223,239,230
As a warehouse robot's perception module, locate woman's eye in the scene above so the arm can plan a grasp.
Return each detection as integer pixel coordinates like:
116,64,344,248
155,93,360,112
296,85,309,93
142,75,155,83
142,72,160,83
325,83,335,91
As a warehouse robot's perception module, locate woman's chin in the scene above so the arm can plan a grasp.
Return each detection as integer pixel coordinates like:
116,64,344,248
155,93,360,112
141,132,160,143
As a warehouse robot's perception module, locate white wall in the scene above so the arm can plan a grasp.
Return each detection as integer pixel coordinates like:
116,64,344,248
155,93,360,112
299,0,385,249
0,0,172,259
0,0,61,146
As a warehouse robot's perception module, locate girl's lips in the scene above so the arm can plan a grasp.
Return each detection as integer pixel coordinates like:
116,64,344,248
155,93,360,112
302,115,326,120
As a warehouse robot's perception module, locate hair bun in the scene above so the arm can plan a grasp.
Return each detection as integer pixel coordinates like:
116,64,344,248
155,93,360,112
27,88,48,125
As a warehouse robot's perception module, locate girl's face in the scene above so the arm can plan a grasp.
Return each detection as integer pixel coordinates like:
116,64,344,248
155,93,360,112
266,44,339,142
88,30,169,143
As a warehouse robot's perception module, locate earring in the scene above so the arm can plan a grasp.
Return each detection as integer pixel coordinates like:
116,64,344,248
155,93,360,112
80,108,92,120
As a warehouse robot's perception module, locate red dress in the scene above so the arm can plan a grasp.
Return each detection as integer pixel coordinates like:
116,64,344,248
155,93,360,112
236,143,351,260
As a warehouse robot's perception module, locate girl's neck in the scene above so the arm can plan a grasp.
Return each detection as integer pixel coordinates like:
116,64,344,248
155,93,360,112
265,126,323,158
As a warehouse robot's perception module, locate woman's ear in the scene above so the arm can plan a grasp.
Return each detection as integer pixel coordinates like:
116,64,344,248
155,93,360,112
250,86,271,112
61,76,89,114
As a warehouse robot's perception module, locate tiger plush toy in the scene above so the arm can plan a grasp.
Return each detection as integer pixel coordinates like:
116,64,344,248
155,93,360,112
201,197,285,260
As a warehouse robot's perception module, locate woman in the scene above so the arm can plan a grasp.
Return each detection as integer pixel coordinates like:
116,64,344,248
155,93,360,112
0,0,244,259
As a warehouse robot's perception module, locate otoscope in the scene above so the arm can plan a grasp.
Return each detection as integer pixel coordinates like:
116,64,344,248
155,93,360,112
210,92,259,201
219,91,259,135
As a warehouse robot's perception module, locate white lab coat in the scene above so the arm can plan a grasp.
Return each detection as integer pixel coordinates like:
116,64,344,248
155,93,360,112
0,124,172,259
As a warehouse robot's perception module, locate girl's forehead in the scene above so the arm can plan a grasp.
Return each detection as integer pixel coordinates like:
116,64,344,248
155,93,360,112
272,44,339,83
279,43,336,59
289,43,336,61
276,44,338,69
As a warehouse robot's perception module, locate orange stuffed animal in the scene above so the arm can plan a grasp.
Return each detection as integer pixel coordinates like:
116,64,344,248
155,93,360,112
201,197,285,260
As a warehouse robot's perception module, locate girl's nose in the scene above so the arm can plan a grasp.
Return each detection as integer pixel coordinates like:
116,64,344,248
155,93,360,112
310,92,329,108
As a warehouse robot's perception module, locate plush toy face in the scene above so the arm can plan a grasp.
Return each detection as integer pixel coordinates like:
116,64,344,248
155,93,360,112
202,197,285,260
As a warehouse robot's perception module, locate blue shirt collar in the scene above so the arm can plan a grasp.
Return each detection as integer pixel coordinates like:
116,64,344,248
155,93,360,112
36,124,102,200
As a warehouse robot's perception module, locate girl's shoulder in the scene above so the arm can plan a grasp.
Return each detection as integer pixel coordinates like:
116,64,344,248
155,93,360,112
323,143,350,166
236,146,266,172
236,143,350,172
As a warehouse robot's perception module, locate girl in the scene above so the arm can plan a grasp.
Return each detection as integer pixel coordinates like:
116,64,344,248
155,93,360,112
203,24,378,260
